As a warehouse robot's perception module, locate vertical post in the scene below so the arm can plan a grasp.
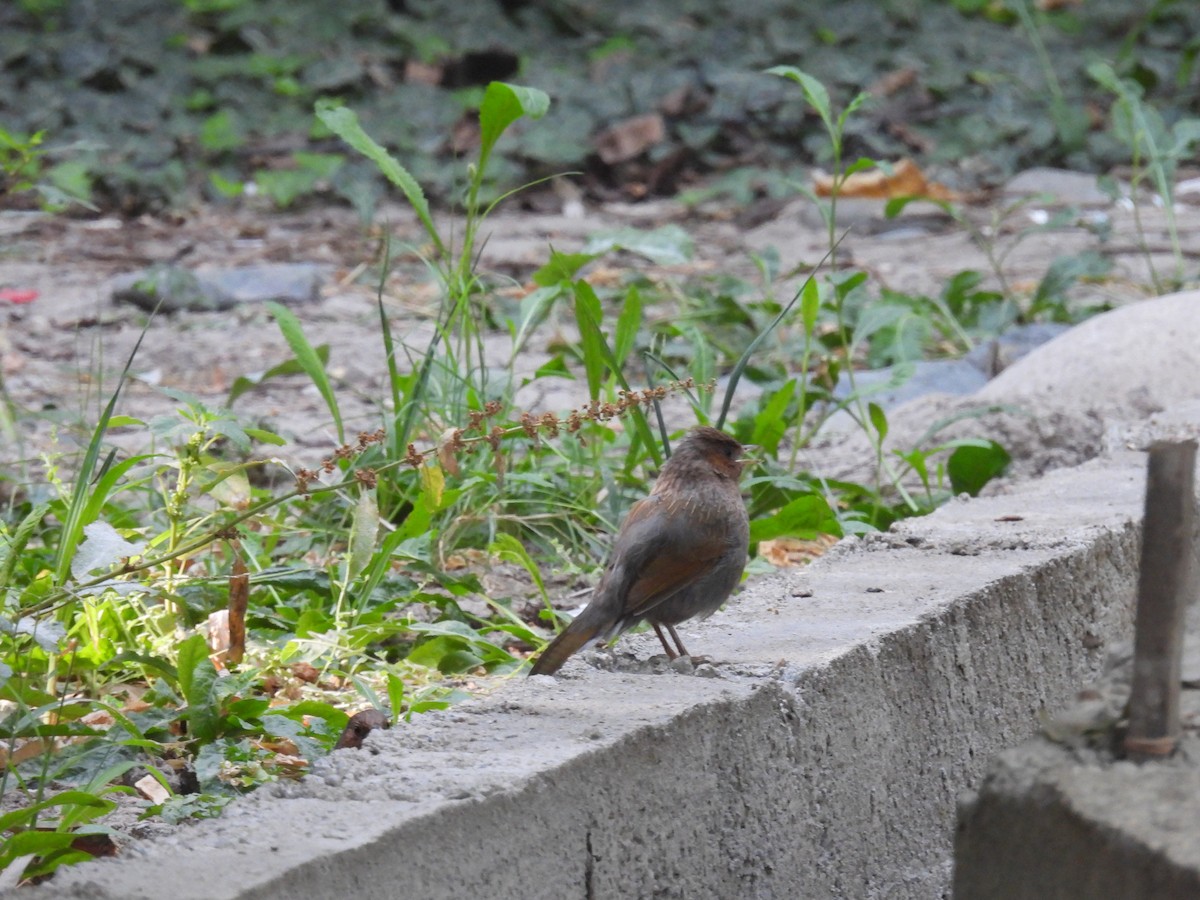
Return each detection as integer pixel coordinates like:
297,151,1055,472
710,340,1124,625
1124,439,1197,761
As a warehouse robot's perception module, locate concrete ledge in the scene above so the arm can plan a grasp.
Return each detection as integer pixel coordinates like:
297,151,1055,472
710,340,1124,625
954,740,1200,900
30,451,1150,900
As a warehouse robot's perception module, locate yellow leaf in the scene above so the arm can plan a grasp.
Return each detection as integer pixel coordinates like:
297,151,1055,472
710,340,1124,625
421,462,445,508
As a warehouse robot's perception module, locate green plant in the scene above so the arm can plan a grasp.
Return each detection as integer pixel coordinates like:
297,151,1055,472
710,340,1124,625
1089,60,1200,292
764,66,869,265
0,72,1021,885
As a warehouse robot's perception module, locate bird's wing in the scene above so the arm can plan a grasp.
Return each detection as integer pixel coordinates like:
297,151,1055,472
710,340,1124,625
609,496,723,618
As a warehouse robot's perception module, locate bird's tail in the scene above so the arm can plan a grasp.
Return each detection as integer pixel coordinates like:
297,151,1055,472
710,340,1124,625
528,615,605,676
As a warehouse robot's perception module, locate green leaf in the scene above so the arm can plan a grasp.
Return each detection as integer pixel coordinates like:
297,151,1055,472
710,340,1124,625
583,225,694,266
512,283,566,355
572,280,608,400
613,284,643,366
800,278,820,335
478,82,551,170
947,440,1010,496
751,380,796,457
765,65,832,132
532,249,598,286
749,494,841,543
314,100,444,256
243,427,287,446
386,673,404,722
199,110,243,153
532,355,572,379
227,344,330,404
267,301,343,443
1033,251,1112,314
868,402,889,443
489,533,546,601
176,634,220,744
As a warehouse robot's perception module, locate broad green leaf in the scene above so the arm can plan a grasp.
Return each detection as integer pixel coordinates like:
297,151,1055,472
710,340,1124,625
800,277,820,335
749,495,841,543
176,634,220,744
947,440,1011,496
386,673,404,723
478,82,550,169
751,380,797,457
532,249,598,286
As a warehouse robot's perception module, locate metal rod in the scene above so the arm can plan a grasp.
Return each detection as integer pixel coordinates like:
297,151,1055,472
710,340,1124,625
1124,439,1197,761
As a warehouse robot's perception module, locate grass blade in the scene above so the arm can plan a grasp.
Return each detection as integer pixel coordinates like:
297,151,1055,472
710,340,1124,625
268,301,344,444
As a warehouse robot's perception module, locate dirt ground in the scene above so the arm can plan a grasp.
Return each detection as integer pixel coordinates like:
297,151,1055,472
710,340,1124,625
2,171,1198,484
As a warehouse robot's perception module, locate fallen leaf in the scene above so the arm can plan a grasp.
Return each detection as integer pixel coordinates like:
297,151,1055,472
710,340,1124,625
81,710,115,728
867,67,919,98
759,534,839,567
227,553,249,665
255,737,300,756
291,661,320,683
594,113,666,165
404,60,443,86
812,158,959,201
134,774,170,804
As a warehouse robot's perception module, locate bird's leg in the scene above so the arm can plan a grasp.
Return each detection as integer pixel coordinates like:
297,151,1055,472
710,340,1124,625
664,624,690,659
651,623,679,659
665,623,715,666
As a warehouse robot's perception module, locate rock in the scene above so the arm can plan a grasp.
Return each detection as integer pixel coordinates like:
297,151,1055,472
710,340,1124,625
1002,168,1114,207
112,263,325,313
203,263,325,305
975,290,1200,416
111,264,231,313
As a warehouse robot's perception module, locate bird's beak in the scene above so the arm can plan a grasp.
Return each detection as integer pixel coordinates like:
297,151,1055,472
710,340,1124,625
738,445,760,467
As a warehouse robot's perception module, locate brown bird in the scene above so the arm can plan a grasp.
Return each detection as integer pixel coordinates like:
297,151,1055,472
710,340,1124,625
529,426,751,676
334,708,391,750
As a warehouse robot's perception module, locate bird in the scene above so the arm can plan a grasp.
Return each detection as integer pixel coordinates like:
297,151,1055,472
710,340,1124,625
529,426,751,676
334,708,391,749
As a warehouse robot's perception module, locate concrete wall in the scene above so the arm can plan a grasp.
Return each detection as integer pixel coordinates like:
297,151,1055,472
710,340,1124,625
27,450,1151,900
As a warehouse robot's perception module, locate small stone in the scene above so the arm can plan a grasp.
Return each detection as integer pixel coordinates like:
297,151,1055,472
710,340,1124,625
111,264,231,313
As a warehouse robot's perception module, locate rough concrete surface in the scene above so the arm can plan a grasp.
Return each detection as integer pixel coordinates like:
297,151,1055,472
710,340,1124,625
21,446,1152,900
955,638,1200,900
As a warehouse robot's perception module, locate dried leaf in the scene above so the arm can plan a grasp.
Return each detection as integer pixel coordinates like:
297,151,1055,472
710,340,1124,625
594,113,666,165
227,553,248,664
437,428,461,476
759,534,839,567
134,774,170,804
291,661,319,683
812,158,958,201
